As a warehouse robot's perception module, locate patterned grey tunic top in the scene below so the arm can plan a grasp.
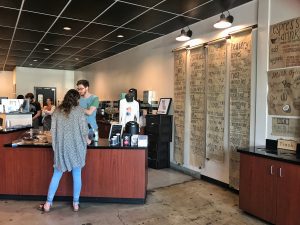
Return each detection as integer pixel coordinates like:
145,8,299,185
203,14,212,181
51,106,89,172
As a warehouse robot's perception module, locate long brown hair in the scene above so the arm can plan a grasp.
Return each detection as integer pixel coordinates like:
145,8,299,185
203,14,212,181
57,89,80,116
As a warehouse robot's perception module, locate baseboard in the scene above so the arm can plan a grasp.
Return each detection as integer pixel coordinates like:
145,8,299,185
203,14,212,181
0,195,146,204
170,162,239,194
201,175,239,194
170,162,201,179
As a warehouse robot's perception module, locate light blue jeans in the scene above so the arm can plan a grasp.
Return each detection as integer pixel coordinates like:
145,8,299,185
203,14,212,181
46,167,82,205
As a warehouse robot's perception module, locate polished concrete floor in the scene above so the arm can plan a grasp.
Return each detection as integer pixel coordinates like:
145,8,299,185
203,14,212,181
0,168,267,225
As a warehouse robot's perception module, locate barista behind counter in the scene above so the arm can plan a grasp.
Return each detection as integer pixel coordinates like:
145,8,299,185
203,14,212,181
119,90,139,130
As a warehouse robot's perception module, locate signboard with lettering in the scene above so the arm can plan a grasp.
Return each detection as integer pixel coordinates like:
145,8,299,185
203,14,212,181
229,30,252,189
267,67,300,116
189,46,206,168
272,117,300,138
277,139,297,151
206,40,226,162
269,17,300,69
173,50,187,164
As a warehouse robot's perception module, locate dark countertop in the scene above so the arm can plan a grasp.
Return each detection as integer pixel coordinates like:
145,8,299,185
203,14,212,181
0,126,32,134
4,138,147,150
0,112,33,115
238,146,300,165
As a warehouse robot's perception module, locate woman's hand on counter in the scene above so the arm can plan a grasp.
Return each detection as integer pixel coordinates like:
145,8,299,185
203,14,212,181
86,137,92,145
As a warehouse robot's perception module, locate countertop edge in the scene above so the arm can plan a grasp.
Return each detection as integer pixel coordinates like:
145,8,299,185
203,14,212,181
238,147,300,165
3,143,147,150
0,127,32,134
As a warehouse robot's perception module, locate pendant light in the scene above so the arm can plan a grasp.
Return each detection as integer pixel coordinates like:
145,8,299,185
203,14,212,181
176,27,193,42
214,11,234,29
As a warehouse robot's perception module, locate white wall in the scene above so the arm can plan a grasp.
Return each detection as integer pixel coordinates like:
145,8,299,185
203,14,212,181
0,70,14,98
75,37,175,101
16,67,75,103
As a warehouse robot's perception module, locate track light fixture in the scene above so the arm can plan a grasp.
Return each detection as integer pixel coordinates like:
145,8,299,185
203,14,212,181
214,11,234,29
176,27,193,42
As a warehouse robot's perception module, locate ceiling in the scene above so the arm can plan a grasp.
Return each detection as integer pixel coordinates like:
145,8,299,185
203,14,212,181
0,0,252,71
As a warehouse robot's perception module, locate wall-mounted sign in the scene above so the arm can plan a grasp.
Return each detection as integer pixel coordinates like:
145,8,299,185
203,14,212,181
269,16,300,69
267,67,300,116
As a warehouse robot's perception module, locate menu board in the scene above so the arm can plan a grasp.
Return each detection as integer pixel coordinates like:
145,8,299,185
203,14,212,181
272,117,300,138
173,50,187,164
269,17,300,69
229,30,252,189
267,67,300,116
189,46,206,168
206,41,226,162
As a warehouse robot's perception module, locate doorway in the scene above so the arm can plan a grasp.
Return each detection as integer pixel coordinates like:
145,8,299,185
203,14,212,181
34,87,56,107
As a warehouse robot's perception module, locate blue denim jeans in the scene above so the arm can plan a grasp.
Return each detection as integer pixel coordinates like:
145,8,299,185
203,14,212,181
46,167,82,205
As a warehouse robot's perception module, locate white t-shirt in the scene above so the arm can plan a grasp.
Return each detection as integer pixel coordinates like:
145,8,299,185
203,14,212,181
119,99,139,128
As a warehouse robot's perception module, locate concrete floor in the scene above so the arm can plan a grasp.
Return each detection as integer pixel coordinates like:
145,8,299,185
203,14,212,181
0,168,267,225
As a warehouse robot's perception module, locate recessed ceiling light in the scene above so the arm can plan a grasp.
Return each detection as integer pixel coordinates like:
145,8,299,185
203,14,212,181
75,57,79,61
44,48,50,51
29,64,33,66
117,34,124,38
63,26,72,31
33,59,38,62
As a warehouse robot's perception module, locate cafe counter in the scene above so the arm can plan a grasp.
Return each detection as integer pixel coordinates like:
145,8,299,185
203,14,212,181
0,129,148,203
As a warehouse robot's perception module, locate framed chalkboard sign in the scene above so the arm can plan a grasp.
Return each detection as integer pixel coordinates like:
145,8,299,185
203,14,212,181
108,124,123,140
157,98,172,115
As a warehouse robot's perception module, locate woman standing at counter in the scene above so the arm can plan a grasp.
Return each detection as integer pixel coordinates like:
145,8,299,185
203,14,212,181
39,89,90,212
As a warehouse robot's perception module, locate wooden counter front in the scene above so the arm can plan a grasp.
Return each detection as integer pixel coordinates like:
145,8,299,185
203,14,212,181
0,132,147,203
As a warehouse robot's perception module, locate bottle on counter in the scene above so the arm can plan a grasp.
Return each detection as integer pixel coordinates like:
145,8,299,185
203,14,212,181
123,133,131,147
116,133,121,145
110,136,118,146
94,129,99,142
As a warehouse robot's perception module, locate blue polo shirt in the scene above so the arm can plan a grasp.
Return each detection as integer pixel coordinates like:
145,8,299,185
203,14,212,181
79,95,99,130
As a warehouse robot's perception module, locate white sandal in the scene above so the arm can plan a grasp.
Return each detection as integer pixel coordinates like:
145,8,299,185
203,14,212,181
73,203,80,212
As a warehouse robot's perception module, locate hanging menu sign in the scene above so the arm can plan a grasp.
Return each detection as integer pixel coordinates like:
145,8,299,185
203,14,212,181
189,46,206,168
229,30,252,190
173,49,187,164
267,67,300,116
269,17,300,69
206,40,226,162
